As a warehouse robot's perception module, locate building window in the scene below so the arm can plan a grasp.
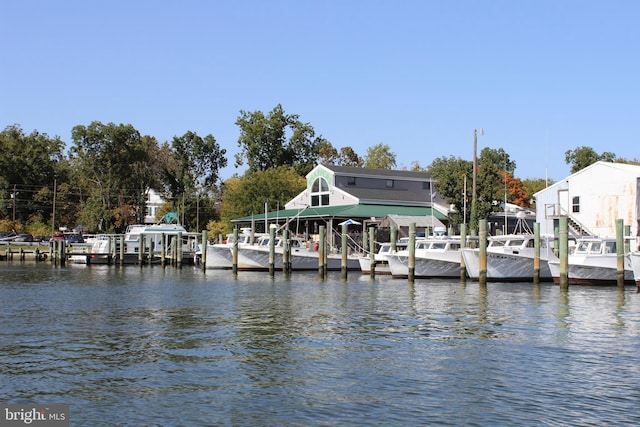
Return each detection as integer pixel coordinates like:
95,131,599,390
423,181,431,190
348,176,356,186
310,177,330,207
386,179,394,188
572,196,580,213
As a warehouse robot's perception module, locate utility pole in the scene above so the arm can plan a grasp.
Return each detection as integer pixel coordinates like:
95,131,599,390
471,128,484,234
52,177,57,235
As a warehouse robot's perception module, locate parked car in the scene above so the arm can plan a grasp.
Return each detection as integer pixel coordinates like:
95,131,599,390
13,233,34,242
65,233,84,244
0,231,17,241
51,233,66,241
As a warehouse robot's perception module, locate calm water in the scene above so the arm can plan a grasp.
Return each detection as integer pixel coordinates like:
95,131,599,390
1,263,640,426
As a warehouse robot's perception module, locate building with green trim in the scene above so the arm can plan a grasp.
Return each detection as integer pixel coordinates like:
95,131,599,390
231,164,451,243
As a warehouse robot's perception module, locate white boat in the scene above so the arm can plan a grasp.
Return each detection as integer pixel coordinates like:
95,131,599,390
236,235,361,271
200,229,265,269
461,213,559,282
548,236,634,285
358,240,409,275
90,223,199,264
461,233,558,281
630,250,640,289
386,236,464,278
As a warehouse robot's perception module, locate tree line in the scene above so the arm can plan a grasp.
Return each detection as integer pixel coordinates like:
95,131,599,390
1,104,633,237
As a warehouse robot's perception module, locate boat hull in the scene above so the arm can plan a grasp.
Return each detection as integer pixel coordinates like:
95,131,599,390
462,249,553,282
237,246,361,271
386,252,461,278
548,255,634,285
631,252,640,288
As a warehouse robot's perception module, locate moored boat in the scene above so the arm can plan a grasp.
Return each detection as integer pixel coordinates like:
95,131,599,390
462,233,557,282
358,240,409,275
199,229,265,269
548,236,634,285
630,250,640,289
236,235,361,271
386,236,464,278
89,223,199,264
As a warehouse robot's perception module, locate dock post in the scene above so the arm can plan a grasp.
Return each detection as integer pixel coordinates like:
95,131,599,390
559,217,568,287
283,229,291,275
479,219,487,284
341,223,348,281
318,225,326,279
269,225,275,277
177,232,183,269
616,218,624,287
408,223,415,283
201,230,207,270
60,241,66,266
369,226,376,279
139,233,145,266
460,224,467,281
390,227,397,252
533,223,540,284
232,226,239,276
160,233,166,267
119,235,124,266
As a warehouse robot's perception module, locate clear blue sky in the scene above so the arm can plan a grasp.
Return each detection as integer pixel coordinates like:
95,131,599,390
2,0,638,183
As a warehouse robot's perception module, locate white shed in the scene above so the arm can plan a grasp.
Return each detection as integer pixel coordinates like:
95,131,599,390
534,161,640,237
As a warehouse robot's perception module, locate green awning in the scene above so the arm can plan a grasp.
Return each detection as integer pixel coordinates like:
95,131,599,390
231,204,447,223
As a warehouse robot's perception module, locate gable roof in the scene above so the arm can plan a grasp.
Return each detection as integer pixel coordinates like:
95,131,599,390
533,161,640,197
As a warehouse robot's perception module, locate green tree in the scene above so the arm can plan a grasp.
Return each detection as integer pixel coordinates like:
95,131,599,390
473,147,516,228
564,146,616,173
316,140,339,165
0,125,65,224
428,156,472,226
235,104,327,176
219,167,306,231
69,121,158,230
429,148,524,232
338,147,363,167
363,143,396,169
522,178,554,210
162,131,227,227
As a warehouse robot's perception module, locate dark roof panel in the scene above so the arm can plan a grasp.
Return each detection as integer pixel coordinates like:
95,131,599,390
323,164,431,180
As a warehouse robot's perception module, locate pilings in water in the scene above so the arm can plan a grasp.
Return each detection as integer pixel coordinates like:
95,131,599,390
558,217,568,288
408,223,415,283
616,218,624,287
533,223,541,284
283,229,291,275
341,223,348,281
318,225,327,280
369,226,376,280
269,225,276,277
459,224,467,281
232,226,239,276
478,220,487,285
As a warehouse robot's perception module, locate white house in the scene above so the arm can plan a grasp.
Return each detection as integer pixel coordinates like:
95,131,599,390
144,189,166,224
534,161,640,237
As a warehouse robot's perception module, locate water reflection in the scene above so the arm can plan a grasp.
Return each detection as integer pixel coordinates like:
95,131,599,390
2,265,640,426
